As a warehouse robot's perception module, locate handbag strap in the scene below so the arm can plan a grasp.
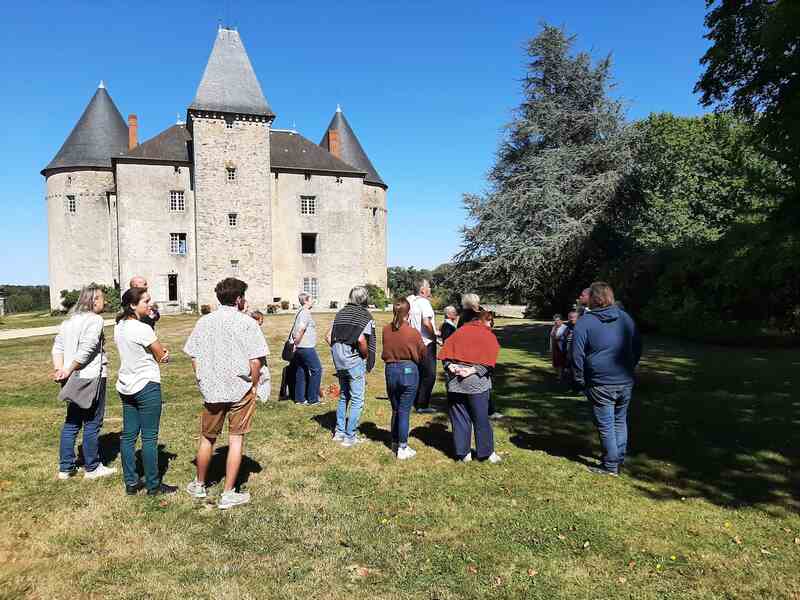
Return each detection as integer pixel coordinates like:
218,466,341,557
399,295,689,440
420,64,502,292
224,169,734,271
286,309,303,344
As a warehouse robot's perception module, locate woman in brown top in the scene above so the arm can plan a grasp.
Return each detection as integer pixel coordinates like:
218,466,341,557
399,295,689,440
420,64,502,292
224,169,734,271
381,298,427,460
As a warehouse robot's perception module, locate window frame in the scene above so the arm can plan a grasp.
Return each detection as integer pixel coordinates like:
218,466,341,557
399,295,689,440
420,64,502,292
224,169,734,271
228,212,239,227
169,190,185,212
169,232,188,255
300,195,316,216
230,259,240,276
303,276,319,299
301,232,317,255
226,167,237,183
66,195,77,214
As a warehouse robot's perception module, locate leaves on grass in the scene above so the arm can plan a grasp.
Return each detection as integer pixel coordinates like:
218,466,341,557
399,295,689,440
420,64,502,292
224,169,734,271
467,565,478,574
346,564,375,580
733,536,743,545
582,541,591,549
527,568,538,577
618,576,627,584
794,537,800,545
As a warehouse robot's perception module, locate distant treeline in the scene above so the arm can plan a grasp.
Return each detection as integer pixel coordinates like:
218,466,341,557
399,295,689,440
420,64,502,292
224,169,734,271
1,285,50,314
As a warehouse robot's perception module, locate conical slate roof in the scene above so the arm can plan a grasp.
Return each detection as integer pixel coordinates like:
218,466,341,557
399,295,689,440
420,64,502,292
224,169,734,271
42,82,129,174
189,28,274,117
319,107,385,188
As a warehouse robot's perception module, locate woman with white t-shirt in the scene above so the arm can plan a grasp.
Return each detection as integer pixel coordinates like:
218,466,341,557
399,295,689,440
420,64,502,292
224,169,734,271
115,287,176,496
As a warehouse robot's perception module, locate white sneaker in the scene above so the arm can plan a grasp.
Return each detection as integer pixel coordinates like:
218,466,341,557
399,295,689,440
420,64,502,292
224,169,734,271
218,490,251,510
489,412,505,420
397,446,417,460
186,479,207,499
84,464,116,480
332,431,346,442
58,469,78,480
487,452,502,464
460,452,473,463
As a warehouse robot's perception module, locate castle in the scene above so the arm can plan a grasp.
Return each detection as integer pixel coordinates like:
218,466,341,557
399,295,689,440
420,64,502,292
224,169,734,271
42,27,388,311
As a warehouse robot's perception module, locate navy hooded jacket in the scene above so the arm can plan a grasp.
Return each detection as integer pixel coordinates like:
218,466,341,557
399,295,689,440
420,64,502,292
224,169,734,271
571,306,642,388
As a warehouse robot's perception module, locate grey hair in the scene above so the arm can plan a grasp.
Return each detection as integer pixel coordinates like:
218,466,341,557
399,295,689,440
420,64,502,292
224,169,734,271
348,286,369,306
69,285,102,316
444,305,458,317
298,292,311,305
461,293,480,311
414,279,430,294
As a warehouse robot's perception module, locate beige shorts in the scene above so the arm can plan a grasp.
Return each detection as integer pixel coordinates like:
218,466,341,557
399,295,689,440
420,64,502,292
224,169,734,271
200,389,256,438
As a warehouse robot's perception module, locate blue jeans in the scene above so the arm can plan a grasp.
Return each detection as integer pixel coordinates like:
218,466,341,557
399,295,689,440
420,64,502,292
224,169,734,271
586,384,633,473
293,347,323,404
120,381,163,491
335,360,366,440
448,390,494,460
385,362,419,446
59,378,107,472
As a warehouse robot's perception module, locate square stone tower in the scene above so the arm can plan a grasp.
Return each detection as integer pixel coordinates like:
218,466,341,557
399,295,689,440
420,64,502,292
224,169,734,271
188,27,275,307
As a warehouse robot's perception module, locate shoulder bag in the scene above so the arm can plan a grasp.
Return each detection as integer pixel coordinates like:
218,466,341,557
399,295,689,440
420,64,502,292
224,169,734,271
58,333,105,410
281,310,303,362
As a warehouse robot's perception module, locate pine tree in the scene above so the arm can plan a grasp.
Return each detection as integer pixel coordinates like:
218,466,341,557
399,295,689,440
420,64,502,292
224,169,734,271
454,24,632,311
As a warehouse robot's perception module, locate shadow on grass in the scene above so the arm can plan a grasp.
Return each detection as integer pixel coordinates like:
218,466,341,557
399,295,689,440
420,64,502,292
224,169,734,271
493,322,800,513
191,446,262,489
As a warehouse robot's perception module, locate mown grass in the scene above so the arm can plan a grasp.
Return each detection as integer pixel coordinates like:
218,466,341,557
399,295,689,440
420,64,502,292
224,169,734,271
0,311,67,331
0,313,798,599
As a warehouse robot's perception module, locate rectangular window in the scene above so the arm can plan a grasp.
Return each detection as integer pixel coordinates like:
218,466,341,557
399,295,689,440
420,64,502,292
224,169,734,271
168,273,178,302
169,233,188,255
67,195,76,214
230,259,239,275
226,167,237,183
228,212,238,227
169,190,185,212
303,277,319,299
300,195,316,215
301,233,317,254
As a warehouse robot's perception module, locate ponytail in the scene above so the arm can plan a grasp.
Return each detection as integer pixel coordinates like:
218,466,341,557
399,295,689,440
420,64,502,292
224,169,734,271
117,287,147,323
391,298,411,331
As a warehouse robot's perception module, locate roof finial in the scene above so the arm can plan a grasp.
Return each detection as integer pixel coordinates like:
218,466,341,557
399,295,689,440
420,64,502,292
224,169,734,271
336,103,342,113
98,80,106,89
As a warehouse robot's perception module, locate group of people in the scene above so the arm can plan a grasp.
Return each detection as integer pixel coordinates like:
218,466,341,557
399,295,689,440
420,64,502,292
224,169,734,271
51,273,639,510
51,275,505,510
550,283,642,476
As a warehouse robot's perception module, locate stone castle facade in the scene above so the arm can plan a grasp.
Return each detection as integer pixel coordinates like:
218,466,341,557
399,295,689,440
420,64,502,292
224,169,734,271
43,27,388,311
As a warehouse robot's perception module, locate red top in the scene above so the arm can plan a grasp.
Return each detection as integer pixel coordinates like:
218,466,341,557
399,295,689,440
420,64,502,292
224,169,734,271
438,320,500,367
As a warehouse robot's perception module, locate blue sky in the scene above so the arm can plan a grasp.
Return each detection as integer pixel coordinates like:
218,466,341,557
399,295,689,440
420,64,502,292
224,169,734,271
0,1,710,285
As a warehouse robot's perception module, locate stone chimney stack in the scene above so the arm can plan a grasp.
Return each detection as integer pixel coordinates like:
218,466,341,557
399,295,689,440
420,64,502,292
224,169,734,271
128,114,138,150
328,129,340,158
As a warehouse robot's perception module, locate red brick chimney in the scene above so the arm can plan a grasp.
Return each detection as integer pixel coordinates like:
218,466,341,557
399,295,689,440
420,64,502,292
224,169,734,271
328,129,340,158
128,114,138,150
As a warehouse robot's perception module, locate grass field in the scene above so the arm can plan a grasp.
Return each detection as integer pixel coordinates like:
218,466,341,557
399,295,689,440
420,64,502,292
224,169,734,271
0,311,66,331
0,312,798,599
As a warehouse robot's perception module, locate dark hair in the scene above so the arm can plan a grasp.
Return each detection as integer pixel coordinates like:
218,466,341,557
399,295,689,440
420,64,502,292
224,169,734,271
215,278,247,306
117,287,148,323
391,298,411,331
553,314,562,320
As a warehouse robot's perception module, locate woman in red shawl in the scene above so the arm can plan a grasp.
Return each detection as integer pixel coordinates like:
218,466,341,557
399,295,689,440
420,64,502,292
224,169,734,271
438,308,502,463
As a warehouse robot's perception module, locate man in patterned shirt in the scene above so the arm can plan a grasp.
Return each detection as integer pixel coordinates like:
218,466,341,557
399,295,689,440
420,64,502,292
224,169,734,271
183,278,269,510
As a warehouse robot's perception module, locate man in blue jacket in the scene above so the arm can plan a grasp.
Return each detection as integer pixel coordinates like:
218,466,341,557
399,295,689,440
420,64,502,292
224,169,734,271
572,282,642,476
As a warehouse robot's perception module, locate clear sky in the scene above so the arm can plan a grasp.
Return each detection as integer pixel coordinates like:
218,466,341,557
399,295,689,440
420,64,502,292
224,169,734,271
0,1,710,285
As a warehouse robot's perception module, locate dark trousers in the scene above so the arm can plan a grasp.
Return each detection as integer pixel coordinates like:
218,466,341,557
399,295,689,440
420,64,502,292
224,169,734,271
293,347,323,404
59,378,107,472
586,384,633,473
414,342,437,409
448,390,494,460
120,381,163,491
385,361,419,446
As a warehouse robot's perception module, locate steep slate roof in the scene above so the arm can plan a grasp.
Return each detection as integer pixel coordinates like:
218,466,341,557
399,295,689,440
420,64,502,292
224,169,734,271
319,107,386,188
189,28,274,117
42,83,129,174
123,124,191,162
271,130,366,176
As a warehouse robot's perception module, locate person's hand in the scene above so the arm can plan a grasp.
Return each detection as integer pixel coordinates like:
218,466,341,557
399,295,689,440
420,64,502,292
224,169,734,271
53,368,70,382
159,350,170,364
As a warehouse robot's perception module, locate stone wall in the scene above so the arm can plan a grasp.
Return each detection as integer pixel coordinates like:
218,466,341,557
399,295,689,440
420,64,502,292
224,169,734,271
191,114,273,307
271,170,366,308
115,161,197,308
46,170,115,310
362,183,388,293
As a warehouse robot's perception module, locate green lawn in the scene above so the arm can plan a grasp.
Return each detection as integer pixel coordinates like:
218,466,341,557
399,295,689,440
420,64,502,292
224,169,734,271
0,311,66,331
0,313,798,599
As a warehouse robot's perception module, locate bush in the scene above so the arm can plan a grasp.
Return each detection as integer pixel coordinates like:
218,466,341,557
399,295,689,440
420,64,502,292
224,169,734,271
281,300,290,310
365,284,388,309
329,301,338,309
59,284,120,313
200,304,212,315
187,301,197,313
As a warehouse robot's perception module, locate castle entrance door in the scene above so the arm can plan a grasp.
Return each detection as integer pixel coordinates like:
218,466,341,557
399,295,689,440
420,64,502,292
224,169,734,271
168,274,178,302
